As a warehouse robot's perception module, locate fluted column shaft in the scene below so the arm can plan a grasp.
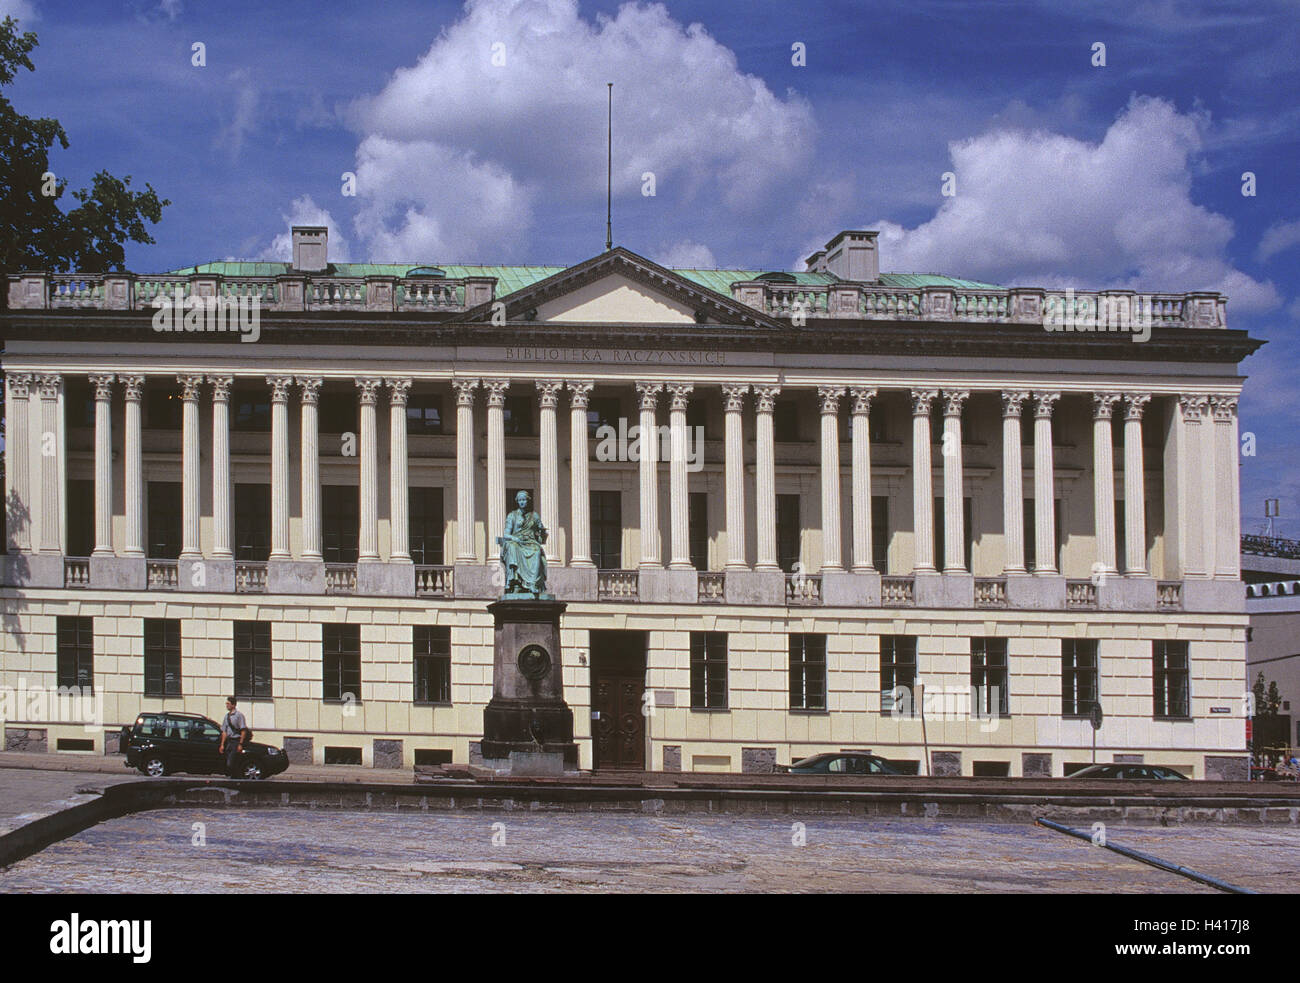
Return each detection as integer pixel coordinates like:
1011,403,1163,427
5,374,33,553
537,380,563,566
453,380,479,562
1212,395,1240,579
818,386,846,572
667,383,693,569
942,390,969,572
849,388,875,572
636,382,663,567
1092,393,1121,574
268,376,293,560
179,375,204,560
1033,391,1060,574
36,374,63,554
122,376,145,557
208,377,233,559
296,378,321,560
911,390,937,573
1001,391,1028,573
89,374,115,556
1122,394,1151,575
388,379,412,561
568,382,594,567
485,380,510,565
722,384,748,569
754,386,780,571
356,378,381,562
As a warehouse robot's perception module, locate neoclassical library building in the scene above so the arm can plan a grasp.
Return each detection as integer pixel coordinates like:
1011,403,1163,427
1,227,1260,777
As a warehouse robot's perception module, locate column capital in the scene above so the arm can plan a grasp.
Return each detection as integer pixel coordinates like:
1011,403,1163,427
36,373,62,399
452,378,480,406
484,378,511,408
941,389,970,417
89,374,116,400
386,377,412,405
5,372,34,398
849,387,876,416
121,374,145,401
1032,391,1060,419
535,379,564,408
177,374,205,401
1178,393,1210,420
720,383,748,412
266,375,295,402
296,376,322,404
1001,390,1030,418
666,382,694,411
818,385,846,414
1122,392,1152,420
911,389,938,415
208,375,234,401
753,384,781,413
636,381,664,410
566,380,594,408
1210,394,1239,422
1092,392,1122,420
355,377,383,405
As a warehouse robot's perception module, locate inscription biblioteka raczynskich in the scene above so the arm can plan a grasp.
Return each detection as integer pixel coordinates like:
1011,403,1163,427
503,347,726,364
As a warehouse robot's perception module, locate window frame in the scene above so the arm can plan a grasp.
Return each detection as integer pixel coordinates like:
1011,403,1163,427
57,616,94,694
880,634,917,717
689,631,728,710
322,624,362,704
789,633,827,712
413,625,452,705
233,621,273,700
971,637,1010,718
1153,640,1190,720
143,618,183,698
1061,639,1099,718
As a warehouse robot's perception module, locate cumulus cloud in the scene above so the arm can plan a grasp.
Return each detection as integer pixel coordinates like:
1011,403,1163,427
336,0,814,261
1258,219,1300,262
817,96,1277,311
653,240,716,269
215,69,259,161
0,0,36,21
261,195,352,263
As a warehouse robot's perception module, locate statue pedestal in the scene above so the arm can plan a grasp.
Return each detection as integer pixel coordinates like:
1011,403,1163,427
481,598,580,773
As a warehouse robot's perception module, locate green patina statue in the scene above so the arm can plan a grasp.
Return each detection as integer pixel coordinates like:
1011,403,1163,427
498,490,550,598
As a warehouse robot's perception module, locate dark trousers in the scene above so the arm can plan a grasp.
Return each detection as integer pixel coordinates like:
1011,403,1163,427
225,743,244,776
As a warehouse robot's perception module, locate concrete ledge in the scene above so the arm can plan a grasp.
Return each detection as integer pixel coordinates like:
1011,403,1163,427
90,555,146,590
1182,579,1246,614
267,560,325,595
454,564,498,599
2,554,63,588
1005,573,1065,609
638,568,696,604
549,566,596,601
724,569,784,606
822,571,881,607
194,559,235,593
357,561,415,597
1099,575,1157,611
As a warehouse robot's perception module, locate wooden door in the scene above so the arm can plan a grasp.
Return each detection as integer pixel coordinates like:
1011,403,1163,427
593,673,645,770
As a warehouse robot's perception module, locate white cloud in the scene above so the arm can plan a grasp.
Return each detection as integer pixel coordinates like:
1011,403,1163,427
0,0,36,22
215,69,258,161
818,96,1277,311
158,0,181,21
1258,219,1300,262
338,0,814,261
261,195,352,264
654,240,716,269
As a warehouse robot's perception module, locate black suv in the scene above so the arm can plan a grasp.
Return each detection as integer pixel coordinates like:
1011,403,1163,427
121,711,290,780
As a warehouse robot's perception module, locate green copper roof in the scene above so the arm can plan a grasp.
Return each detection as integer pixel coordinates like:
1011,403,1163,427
168,261,1004,297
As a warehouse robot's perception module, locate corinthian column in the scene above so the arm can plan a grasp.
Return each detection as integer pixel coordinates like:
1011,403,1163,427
1001,391,1029,573
536,380,563,566
941,389,969,573
636,382,663,568
209,376,233,559
1092,393,1121,574
911,389,938,573
754,385,780,571
122,375,145,557
849,388,876,572
1211,395,1240,579
1122,394,1151,575
356,377,382,562
666,383,694,569
4,373,33,553
452,379,479,562
297,377,322,561
36,374,63,554
484,379,510,565
721,384,748,569
1032,391,1060,574
388,378,412,562
267,376,294,560
89,374,115,556
568,382,594,567
818,386,846,572
178,374,204,560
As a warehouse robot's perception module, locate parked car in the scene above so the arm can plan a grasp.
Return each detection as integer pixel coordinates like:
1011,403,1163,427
121,711,289,780
779,752,902,775
1068,764,1188,780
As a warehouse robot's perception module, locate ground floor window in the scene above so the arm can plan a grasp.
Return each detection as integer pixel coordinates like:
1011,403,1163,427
789,633,826,710
413,625,451,704
143,618,182,697
323,624,361,703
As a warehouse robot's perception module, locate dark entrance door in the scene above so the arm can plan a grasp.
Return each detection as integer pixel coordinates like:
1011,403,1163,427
590,630,647,771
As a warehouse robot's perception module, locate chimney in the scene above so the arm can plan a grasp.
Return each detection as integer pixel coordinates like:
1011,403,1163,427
292,226,329,272
805,230,879,282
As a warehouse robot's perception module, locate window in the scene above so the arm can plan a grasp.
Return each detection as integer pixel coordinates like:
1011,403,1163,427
234,621,272,700
774,400,799,442
1153,640,1189,719
147,481,182,559
57,616,94,693
776,494,800,573
318,392,357,434
322,485,359,563
971,637,1009,717
688,491,708,570
409,487,445,565
690,632,728,709
789,634,826,711
230,386,271,432
144,388,183,430
1061,639,1098,717
67,479,94,556
587,396,621,438
65,379,95,428
880,635,917,716
869,406,888,444
933,496,973,571
1023,498,1063,572
406,394,444,435
871,495,889,571
234,484,271,561
322,624,361,703
591,490,622,568
503,394,533,436
413,625,452,704
686,398,708,433
143,618,182,697
1115,499,1126,574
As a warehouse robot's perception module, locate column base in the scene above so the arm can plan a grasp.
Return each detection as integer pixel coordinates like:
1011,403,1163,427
267,560,326,595
1005,573,1064,609
357,560,415,597
822,570,881,607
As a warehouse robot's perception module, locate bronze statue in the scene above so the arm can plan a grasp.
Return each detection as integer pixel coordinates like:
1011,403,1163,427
498,490,548,597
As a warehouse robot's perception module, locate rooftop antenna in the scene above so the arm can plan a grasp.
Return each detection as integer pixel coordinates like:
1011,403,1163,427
605,82,613,252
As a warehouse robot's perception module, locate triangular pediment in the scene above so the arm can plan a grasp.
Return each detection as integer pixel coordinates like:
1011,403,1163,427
460,247,781,329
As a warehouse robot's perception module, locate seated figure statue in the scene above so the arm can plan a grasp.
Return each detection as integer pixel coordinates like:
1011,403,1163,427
498,490,548,596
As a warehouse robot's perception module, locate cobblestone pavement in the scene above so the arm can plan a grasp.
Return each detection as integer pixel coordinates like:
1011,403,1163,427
3,809,1295,893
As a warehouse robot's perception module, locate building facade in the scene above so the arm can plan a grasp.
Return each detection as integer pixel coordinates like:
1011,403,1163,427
0,228,1261,777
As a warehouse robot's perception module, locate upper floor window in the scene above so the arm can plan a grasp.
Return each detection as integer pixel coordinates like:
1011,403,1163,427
591,490,622,569
503,394,534,436
145,388,183,430
318,392,357,435
774,400,799,442
587,396,622,438
147,481,182,559
407,395,444,435
230,387,271,432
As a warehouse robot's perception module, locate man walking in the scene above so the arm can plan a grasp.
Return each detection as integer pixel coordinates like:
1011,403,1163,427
219,696,248,777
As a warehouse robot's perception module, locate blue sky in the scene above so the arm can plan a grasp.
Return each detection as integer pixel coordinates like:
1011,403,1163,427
6,0,1298,534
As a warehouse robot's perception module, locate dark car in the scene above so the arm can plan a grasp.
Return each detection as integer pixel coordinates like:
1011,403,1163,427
121,711,289,780
1069,764,1188,780
780,752,902,775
